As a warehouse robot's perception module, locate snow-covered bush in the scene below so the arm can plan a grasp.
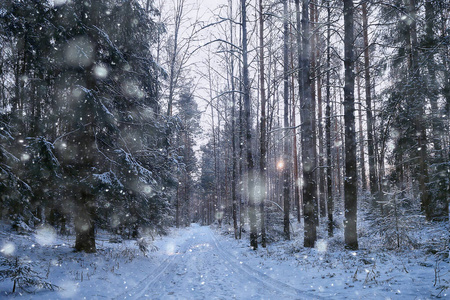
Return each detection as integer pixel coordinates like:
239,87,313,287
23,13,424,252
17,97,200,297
372,189,421,250
136,237,158,257
11,218,33,235
0,256,58,293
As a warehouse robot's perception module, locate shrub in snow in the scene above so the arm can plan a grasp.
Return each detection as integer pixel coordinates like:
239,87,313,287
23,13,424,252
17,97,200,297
136,238,148,256
0,256,59,293
120,248,138,263
11,219,33,235
108,236,123,244
372,189,420,250
136,237,158,257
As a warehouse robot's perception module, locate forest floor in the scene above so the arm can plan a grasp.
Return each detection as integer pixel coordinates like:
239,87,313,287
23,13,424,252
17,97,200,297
0,219,448,299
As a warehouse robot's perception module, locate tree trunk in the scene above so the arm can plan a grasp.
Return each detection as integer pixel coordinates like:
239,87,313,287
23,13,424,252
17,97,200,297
74,191,96,253
239,69,245,239
425,0,447,217
282,0,291,241
207,55,220,224
343,0,358,250
292,58,301,224
325,0,333,237
176,186,180,228
298,0,317,248
317,64,326,218
229,0,239,239
258,0,267,247
362,2,378,205
356,63,367,191
440,5,450,218
405,0,431,220
241,0,258,250
73,1,98,253
309,0,319,226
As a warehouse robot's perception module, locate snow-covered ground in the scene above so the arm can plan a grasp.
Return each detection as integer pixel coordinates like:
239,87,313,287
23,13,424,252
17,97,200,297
0,222,448,299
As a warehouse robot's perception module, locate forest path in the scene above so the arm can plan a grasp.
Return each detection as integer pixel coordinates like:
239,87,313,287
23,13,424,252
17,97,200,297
119,225,313,299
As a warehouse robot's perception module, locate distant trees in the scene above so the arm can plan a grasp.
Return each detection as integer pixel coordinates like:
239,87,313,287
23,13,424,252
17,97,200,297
175,90,200,227
162,0,200,117
196,0,448,250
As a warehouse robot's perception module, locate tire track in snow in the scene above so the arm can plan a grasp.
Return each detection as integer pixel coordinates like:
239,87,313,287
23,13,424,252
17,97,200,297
140,227,252,299
207,228,324,299
113,241,188,299
115,226,323,299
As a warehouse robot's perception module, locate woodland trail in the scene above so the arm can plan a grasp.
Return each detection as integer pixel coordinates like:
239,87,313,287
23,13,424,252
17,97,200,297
117,225,319,299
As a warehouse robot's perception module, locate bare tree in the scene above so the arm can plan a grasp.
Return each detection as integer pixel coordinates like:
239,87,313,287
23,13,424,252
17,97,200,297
166,0,184,116
162,0,200,117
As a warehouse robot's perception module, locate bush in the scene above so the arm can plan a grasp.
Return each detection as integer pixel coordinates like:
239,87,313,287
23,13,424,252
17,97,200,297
372,189,420,250
0,256,59,293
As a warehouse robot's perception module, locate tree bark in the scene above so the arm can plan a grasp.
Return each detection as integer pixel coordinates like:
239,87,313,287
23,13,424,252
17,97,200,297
362,2,378,204
405,0,431,220
74,191,96,253
309,0,319,226
356,63,367,191
317,64,326,218
229,0,239,239
292,59,301,224
299,0,317,248
239,66,245,239
258,0,267,247
282,0,291,241
343,0,358,250
325,0,333,238
241,0,258,250
73,1,99,253
425,0,447,217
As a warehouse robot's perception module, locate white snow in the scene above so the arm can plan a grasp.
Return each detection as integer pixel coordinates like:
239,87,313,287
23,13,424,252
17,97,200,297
0,223,448,299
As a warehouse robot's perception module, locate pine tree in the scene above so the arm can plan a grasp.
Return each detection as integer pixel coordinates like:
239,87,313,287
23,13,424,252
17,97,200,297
298,0,317,248
0,0,173,249
343,0,358,250
379,0,434,220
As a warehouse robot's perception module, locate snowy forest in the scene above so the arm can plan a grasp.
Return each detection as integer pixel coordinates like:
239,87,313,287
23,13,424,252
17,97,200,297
0,0,449,298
